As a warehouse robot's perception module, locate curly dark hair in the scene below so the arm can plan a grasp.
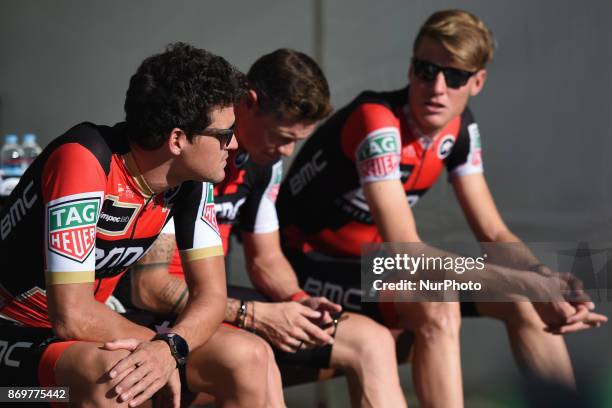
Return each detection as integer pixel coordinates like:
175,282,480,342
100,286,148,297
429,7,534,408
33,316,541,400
247,48,332,122
124,42,246,150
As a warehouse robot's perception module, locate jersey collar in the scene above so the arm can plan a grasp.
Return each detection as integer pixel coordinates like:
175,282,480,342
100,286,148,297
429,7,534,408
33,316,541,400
402,104,434,149
123,152,155,198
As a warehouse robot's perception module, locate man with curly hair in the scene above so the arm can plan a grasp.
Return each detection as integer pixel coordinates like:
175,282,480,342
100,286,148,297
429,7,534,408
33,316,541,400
122,48,407,407
0,42,263,407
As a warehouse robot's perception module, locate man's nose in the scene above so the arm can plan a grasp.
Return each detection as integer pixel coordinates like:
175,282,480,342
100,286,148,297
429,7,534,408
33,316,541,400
226,134,239,150
432,71,447,94
277,141,295,157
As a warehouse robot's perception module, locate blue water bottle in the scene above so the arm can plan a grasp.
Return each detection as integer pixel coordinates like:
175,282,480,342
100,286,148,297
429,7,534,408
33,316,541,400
0,134,25,196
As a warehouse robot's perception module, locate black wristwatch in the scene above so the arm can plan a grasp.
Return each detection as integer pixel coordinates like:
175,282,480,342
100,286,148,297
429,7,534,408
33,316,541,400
153,333,189,367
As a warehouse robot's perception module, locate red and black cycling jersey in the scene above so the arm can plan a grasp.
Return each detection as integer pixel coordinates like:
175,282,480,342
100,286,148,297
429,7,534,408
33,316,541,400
163,148,282,276
214,148,283,250
0,122,222,327
277,86,483,257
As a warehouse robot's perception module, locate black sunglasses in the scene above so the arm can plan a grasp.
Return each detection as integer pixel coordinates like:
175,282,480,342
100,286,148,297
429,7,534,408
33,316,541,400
200,124,235,147
411,58,476,89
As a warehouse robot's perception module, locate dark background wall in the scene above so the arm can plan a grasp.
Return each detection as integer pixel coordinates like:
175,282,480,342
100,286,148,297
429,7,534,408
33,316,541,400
1,1,611,406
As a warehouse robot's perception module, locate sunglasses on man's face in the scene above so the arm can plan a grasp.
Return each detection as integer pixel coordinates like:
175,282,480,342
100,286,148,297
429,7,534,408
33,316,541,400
200,124,235,147
411,57,476,89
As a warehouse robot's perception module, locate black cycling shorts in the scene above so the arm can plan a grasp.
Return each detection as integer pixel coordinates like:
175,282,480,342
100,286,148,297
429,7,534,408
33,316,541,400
0,322,57,387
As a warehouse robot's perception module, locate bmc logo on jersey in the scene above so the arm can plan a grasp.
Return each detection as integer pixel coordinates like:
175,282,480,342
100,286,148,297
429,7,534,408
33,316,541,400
437,135,456,159
356,131,400,178
201,183,220,236
47,197,100,262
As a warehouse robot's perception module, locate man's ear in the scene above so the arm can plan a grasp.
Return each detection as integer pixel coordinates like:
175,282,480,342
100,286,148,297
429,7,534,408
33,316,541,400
469,69,487,97
245,89,258,109
167,128,186,156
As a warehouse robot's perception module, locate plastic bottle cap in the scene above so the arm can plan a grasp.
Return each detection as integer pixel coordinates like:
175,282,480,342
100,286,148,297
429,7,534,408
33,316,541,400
4,134,18,144
23,133,37,142
0,178,19,196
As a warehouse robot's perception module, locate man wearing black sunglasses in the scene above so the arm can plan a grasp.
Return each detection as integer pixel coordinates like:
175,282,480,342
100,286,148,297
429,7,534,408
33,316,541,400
0,43,252,407
277,9,606,408
201,125,235,148
411,57,476,89
119,48,408,407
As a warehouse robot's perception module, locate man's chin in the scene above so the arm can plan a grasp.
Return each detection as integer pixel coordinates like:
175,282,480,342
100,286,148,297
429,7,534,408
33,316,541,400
419,114,451,134
199,170,226,184
212,171,226,183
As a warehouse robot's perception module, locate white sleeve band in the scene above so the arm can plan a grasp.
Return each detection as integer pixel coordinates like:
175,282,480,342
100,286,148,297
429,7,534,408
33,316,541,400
252,161,282,234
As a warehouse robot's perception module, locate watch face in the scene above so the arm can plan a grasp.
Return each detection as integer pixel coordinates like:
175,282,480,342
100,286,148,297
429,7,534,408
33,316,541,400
169,333,189,359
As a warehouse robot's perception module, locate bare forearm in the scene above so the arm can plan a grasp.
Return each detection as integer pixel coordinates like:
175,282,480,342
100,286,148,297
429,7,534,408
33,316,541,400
402,243,545,297
132,270,189,315
484,229,543,271
130,233,185,314
133,272,224,349
172,290,226,349
248,253,301,301
53,298,155,342
364,180,552,299
242,231,303,300
174,255,228,349
224,297,241,323
223,298,261,332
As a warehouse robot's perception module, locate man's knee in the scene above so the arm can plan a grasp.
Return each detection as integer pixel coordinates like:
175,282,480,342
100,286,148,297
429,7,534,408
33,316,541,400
224,334,270,375
353,320,394,358
84,348,131,382
194,331,271,398
402,302,461,340
56,344,130,407
334,314,395,370
209,333,271,405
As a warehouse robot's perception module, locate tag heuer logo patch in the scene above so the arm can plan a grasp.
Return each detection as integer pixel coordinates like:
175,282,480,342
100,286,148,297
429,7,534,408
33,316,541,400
48,197,100,262
356,131,401,178
201,183,220,236
357,132,399,161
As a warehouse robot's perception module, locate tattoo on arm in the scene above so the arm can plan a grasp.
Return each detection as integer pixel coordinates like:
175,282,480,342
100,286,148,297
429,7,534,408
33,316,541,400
171,288,189,315
160,278,187,314
137,234,176,268
225,298,240,323
131,262,171,271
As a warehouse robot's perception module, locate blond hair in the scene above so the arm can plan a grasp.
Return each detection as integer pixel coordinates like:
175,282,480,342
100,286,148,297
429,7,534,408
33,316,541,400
413,10,495,71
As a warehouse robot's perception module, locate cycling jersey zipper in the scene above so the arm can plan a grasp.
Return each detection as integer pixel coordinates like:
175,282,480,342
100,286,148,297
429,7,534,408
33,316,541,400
407,140,430,193
130,194,155,240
